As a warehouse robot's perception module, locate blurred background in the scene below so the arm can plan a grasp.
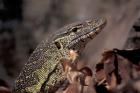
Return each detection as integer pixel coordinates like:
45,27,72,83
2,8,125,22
0,0,140,88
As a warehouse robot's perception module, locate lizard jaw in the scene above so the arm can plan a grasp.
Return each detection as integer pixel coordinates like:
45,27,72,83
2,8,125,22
68,27,104,49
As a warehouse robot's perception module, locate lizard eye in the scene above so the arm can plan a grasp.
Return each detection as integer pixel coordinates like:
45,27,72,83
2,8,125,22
54,41,61,49
72,27,78,32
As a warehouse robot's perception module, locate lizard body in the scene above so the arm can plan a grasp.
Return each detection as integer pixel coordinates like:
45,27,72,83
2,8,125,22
13,17,107,93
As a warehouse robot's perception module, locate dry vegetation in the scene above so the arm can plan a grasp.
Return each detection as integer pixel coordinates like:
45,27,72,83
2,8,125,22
60,48,140,93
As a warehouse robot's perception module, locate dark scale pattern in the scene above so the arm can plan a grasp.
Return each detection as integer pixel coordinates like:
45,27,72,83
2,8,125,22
22,42,57,75
14,41,61,92
42,63,67,93
28,40,49,62
14,73,39,93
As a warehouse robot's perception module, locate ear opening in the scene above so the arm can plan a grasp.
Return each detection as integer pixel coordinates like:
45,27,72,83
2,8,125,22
54,41,61,49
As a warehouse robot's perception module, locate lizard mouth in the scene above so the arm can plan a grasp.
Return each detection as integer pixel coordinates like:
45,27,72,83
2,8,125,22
69,22,106,48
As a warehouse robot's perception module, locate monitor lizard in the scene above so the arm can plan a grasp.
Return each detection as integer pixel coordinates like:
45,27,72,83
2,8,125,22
13,17,107,93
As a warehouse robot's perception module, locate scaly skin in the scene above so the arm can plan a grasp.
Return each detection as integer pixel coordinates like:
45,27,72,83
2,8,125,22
13,17,107,93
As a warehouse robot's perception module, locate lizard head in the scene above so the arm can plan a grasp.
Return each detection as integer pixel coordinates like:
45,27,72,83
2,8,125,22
53,17,107,53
